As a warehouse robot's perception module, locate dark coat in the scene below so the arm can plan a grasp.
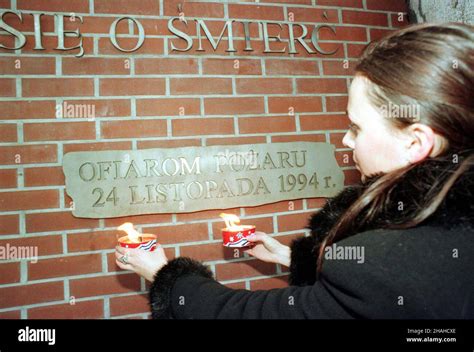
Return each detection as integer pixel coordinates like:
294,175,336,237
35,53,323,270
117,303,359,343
149,156,474,319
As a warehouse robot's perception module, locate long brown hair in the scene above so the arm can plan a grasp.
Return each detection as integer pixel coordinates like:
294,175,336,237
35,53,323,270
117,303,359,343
317,23,474,273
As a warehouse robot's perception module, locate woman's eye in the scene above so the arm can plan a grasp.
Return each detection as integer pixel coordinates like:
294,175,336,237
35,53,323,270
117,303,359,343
348,123,359,135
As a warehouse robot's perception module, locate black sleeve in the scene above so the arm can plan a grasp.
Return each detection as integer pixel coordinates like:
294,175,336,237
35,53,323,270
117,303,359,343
288,236,317,286
149,257,355,319
150,227,437,320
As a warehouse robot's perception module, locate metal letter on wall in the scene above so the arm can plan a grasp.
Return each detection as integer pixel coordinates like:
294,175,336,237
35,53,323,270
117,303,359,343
63,142,345,218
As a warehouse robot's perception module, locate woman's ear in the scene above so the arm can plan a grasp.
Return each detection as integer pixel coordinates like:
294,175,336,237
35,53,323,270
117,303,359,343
405,123,436,163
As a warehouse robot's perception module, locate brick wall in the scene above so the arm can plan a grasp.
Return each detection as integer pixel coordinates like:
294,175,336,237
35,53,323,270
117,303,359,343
0,0,408,319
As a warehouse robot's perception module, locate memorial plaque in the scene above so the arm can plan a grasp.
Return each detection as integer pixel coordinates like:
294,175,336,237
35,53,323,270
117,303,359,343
63,142,345,218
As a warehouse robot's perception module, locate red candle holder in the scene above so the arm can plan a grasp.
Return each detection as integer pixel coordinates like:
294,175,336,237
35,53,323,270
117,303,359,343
117,222,157,251
118,233,157,252
221,225,256,248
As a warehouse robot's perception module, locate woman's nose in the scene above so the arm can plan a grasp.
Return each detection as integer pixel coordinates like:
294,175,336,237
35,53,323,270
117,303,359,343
342,131,354,149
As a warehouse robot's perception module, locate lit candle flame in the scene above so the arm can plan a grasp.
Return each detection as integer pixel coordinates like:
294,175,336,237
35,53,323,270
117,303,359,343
219,213,242,231
118,222,142,243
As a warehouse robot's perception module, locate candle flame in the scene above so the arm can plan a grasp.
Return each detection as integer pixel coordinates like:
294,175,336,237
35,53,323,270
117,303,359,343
219,213,242,230
118,222,142,243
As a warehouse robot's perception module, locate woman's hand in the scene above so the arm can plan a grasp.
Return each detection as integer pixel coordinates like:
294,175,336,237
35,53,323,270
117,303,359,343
115,245,168,282
244,231,291,267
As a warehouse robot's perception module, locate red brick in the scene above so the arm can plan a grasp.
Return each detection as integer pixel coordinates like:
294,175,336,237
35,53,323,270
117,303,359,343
317,0,363,7
204,97,265,115
370,28,395,41
70,274,141,298
98,37,164,55
326,95,348,112
24,122,96,141
26,211,99,233
239,116,295,134
138,139,201,149
215,260,277,281
271,134,326,143
277,211,314,232
236,78,292,94
0,123,17,142
0,282,63,309
265,59,319,76
0,235,63,256
145,223,209,245
206,136,266,146
94,0,160,15
347,43,367,58
135,58,198,75
307,198,328,210
391,13,409,28
0,100,56,120
164,0,224,17
300,114,349,131
63,58,130,75
170,78,233,95
0,169,17,189
330,132,346,148
0,78,15,97
0,0,11,10
366,0,407,12
0,214,19,235
104,214,173,228
0,310,21,319
297,78,347,94
0,262,20,285
101,120,167,139
172,118,234,136
244,200,303,216
0,190,59,211
100,78,165,96
228,4,284,21
318,26,367,42
322,60,356,76
28,300,104,319
110,294,149,317
136,98,200,116
203,58,262,75
63,141,132,153
22,78,94,97
17,0,89,12
344,169,362,185
343,10,389,26
59,99,131,118
68,230,121,252
336,150,356,167
287,7,339,23
24,166,64,187
28,254,102,280
268,96,323,114
250,276,288,290
180,242,240,262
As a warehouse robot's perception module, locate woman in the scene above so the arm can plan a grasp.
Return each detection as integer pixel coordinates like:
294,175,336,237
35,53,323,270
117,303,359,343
115,23,474,319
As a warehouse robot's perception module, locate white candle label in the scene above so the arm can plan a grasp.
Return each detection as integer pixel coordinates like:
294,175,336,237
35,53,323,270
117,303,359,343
62,142,345,218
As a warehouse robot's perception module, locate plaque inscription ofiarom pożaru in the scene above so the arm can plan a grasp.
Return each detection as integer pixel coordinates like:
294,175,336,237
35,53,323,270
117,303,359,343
62,142,345,218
